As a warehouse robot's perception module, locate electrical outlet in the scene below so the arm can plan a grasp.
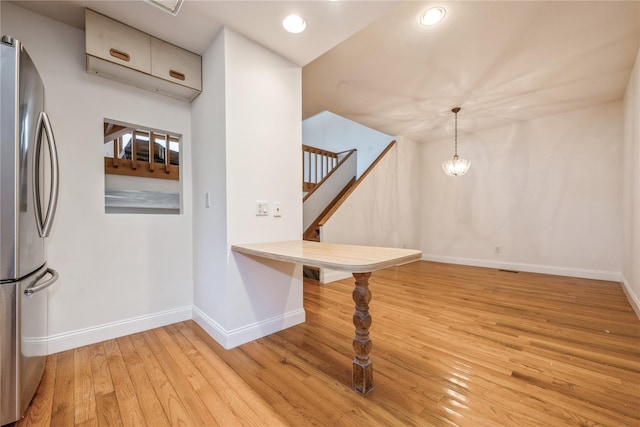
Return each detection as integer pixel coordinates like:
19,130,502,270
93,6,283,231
256,201,269,216
495,246,501,254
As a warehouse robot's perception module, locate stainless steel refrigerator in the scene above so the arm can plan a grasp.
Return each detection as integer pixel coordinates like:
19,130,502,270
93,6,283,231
0,35,60,426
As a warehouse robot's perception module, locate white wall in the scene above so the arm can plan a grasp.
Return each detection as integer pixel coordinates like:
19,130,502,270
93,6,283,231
3,3,193,352
191,29,230,330
303,111,393,178
192,28,304,349
622,48,640,316
420,102,623,280
321,137,422,282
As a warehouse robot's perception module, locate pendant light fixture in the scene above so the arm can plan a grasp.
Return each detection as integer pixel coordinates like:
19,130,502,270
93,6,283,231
442,107,471,176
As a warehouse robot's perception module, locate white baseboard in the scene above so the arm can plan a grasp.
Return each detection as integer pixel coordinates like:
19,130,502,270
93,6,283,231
46,305,192,355
46,305,306,354
192,306,305,350
621,274,640,319
421,254,621,282
191,306,228,347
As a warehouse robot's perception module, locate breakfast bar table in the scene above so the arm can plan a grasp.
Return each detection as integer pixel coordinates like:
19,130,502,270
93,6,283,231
231,240,422,394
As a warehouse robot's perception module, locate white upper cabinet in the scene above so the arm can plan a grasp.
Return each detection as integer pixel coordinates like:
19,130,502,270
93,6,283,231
85,9,151,74
151,38,202,92
85,9,202,102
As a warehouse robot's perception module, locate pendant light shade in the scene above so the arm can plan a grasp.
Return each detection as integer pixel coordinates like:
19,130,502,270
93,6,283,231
442,107,471,176
442,155,471,176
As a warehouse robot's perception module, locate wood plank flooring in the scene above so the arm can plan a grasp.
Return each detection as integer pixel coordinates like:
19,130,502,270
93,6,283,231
14,261,640,426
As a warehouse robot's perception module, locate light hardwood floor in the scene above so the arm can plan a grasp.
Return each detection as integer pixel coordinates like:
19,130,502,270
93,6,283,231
15,261,640,426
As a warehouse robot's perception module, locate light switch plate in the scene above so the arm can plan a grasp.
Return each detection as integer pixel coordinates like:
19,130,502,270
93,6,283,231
256,201,269,216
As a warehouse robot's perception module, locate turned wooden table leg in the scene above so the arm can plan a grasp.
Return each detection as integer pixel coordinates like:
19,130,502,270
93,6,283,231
352,272,373,393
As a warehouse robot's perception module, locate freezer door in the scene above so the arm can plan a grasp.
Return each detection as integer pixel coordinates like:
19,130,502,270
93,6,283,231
0,264,53,426
1,37,58,281
0,280,18,425
20,266,54,418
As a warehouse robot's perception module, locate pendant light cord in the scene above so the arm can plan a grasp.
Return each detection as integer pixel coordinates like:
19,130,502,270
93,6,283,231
454,110,458,157
452,107,460,158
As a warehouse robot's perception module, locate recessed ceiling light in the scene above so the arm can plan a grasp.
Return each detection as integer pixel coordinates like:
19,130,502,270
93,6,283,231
146,0,183,15
420,7,446,26
283,14,307,33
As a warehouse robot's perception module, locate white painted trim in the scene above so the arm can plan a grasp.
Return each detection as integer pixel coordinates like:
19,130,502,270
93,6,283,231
421,254,621,282
191,306,229,347
320,268,352,284
46,306,192,354
192,306,306,350
621,274,640,319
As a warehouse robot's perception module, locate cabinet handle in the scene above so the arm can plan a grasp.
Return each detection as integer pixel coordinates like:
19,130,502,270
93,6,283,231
109,48,130,62
169,70,186,81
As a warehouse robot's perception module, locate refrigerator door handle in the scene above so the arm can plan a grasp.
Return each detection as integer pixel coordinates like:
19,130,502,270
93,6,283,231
33,111,60,238
24,268,59,297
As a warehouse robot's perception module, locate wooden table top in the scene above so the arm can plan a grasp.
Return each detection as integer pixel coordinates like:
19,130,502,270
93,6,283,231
231,240,422,273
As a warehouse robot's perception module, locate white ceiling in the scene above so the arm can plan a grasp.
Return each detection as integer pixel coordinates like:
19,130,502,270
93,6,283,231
10,0,640,144
303,1,640,142
9,0,400,65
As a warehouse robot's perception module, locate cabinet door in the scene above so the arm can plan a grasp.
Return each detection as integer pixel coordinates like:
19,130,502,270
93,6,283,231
85,9,151,74
151,37,202,91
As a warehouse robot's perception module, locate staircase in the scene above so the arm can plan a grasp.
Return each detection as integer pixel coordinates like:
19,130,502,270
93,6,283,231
302,145,357,239
300,140,397,283
302,145,357,279
303,176,355,241
302,144,339,194
104,123,180,181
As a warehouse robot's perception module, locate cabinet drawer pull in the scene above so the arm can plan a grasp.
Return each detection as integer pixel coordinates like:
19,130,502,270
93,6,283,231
169,70,186,81
109,48,130,62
